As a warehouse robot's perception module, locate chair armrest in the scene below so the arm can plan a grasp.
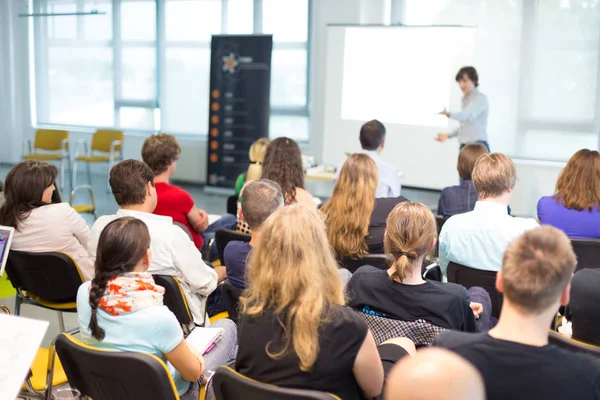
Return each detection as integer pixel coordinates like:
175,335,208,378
69,185,96,209
23,138,32,156
60,138,69,158
109,140,122,161
73,139,89,159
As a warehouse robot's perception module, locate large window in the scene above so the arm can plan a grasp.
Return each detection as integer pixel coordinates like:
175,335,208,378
403,0,600,162
33,0,311,141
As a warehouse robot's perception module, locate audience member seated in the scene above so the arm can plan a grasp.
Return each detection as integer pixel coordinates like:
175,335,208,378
77,217,236,400
567,268,600,346
537,149,600,238
438,143,488,217
223,179,284,290
234,138,270,196
236,204,415,400
436,226,600,400
347,202,488,333
335,119,401,198
439,153,538,272
261,137,315,207
385,348,485,400
142,133,236,258
89,160,226,325
0,160,94,280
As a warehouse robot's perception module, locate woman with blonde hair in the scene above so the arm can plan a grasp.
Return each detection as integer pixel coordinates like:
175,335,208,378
348,202,489,332
322,153,407,260
235,138,270,196
537,149,600,238
236,204,414,399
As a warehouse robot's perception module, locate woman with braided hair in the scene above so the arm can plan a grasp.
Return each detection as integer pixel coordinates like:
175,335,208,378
76,216,237,399
347,202,490,332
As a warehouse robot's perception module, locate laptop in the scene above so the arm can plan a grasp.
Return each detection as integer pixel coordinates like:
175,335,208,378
0,225,15,277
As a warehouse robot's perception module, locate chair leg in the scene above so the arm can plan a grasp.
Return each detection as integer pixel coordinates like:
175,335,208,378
59,158,65,191
71,161,78,190
57,311,65,333
86,163,92,187
14,295,21,316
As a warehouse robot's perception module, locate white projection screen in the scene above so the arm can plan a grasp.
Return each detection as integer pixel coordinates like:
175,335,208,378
322,26,475,190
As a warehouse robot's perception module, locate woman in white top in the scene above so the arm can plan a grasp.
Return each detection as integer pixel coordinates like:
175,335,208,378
0,160,94,280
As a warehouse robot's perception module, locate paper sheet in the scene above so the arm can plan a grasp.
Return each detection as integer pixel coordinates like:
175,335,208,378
185,327,224,355
0,314,49,400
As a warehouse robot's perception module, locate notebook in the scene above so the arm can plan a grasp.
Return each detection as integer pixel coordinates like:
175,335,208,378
185,327,224,355
0,225,15,277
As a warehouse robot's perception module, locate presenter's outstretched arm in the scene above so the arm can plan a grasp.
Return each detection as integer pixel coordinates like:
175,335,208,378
435,127,459,143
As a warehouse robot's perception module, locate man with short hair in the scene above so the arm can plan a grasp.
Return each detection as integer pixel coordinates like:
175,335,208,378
223,179,284,289
142,133,235,257
385,348,485,400
439,152,538,272
335,119,401,198
89,159,226,326
435,226,600,400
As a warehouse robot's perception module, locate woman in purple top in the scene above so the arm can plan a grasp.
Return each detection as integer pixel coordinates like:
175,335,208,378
537,149,600,239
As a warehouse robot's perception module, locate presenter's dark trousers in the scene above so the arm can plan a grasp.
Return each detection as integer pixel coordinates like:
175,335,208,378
460,140,490,153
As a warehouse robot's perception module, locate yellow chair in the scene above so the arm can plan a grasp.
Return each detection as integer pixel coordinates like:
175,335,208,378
72,129,123,192
23,129,70,190
69,185,97,220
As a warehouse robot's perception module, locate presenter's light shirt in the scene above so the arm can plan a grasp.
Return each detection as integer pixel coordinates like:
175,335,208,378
439,201,538,272
335,150,401,198
449,89,489,145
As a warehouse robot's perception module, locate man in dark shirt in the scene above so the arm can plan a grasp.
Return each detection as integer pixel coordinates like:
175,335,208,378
435,226,600,400
223,179,284,289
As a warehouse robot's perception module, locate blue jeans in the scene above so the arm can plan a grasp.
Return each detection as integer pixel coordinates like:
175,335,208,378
201,214,237,261
460,140,490,153
180,319,238,400
468,286,494,332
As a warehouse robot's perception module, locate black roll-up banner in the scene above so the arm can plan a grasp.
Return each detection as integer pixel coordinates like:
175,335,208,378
206,34,273,189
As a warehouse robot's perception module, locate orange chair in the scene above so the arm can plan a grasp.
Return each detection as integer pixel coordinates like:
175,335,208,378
72,129,123,191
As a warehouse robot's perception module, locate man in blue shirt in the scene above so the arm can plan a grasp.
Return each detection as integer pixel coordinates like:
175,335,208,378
436,66,490,152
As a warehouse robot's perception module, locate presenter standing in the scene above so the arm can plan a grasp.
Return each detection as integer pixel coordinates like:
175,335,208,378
435,66,490,152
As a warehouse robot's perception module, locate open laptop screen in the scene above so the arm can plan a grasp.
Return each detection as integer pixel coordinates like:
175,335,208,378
0,226,15,277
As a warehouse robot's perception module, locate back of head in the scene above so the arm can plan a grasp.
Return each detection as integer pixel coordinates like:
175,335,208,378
0,160,57,230
385,348,484,400
457,143,489,180
89,217,151,341
240,179,284,230
110,160,155,207
261,137,304,204
472,153,516,199
501,226,576,314
246,138,270,182
240,204,344,371
359,119,386,151
555,149,600,211
141,133,181,175
321,153,378,258
385,202,437,282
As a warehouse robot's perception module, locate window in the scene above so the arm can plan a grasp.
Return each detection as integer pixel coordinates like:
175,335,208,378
33,0,311,141
403,0,600,162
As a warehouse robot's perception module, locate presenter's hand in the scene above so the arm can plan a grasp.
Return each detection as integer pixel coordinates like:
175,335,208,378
435,133,449,142
438,108,450,117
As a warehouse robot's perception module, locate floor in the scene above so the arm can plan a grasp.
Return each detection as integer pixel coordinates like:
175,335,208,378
0,163,441,348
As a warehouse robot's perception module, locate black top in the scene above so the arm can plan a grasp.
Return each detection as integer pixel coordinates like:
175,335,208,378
236,304,369,400
367,196,408,254
435,331,600,400
569,269,600,346
347,266,477,331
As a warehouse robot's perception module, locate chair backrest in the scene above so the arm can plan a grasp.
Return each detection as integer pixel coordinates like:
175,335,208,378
222,280,243,324
339,254,390,273
55,333,179,400
6,250,84,302
152,275,193,330
227,195,239,215
212,366,340,400
215,228,251,264
34,129,68,151
447,261,503,319
548,331,600,359
571,239,600,272
434,215,449,257
91,129,124,153
357,311,446,347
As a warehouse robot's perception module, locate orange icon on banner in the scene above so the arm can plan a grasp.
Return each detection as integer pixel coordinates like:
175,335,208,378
210,153,218,163
211,103,220,111
210,128,219,137
211,115,219,124
211,90,220,98
210,140,219,150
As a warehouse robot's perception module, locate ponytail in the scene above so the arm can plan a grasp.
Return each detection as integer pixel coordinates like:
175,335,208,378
390,251,418,282
88,269,121,341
